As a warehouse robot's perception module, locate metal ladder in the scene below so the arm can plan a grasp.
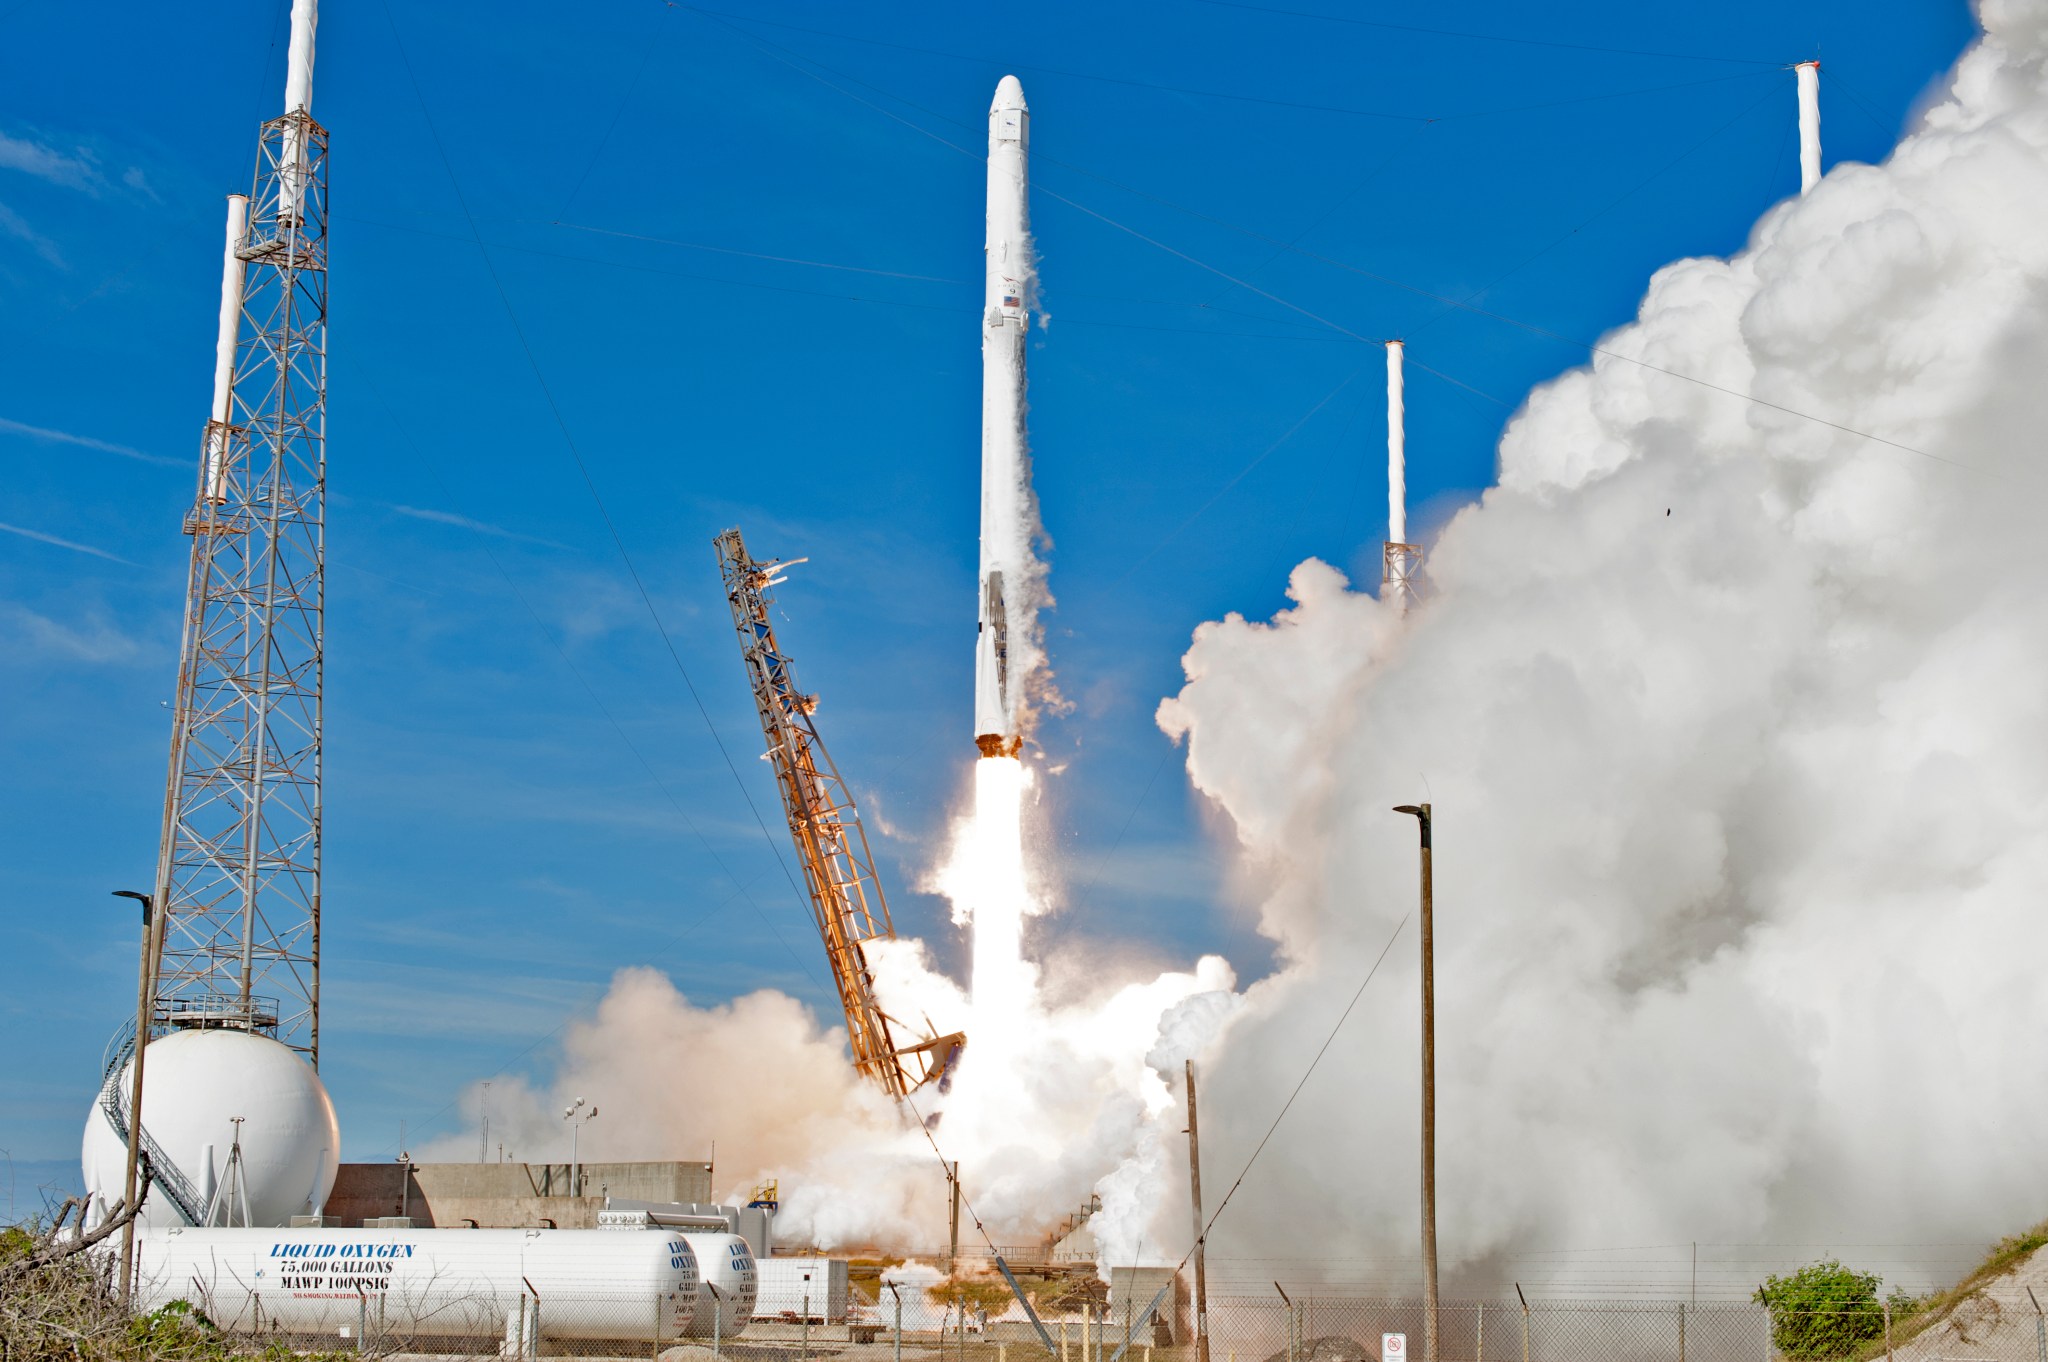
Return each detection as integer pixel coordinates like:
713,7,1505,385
97,1025,208,1226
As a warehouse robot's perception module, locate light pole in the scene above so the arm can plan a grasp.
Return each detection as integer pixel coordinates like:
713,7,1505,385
1392,804,1438,1362
110,889,162,1305
563,1098,598,1198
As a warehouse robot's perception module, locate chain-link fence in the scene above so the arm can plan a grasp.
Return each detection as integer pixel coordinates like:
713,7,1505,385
139,1286,2048,1362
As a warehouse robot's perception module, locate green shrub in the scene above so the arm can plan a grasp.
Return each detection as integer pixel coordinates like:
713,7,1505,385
1755,1260,1886,1360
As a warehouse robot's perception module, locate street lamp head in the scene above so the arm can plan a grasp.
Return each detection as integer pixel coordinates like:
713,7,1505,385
111,889,154,920
588,1106,598,1120
1393,805,1428,818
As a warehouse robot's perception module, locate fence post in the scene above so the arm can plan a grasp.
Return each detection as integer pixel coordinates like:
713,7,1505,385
1062,1320,1070,1362
1515,1283,1529,1362
1478,1303,1485,1362
355,1289,366,1356
1679,1302,1686,1362
894,1288,903,1362
2025,1286,2045,1362
803,1293,811,1362
1883,1301,1891,1362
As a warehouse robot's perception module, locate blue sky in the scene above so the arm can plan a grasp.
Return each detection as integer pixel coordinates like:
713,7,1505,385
0,0,1975,1195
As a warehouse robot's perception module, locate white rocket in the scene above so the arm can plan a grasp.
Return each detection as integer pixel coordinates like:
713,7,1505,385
975,76,1030,759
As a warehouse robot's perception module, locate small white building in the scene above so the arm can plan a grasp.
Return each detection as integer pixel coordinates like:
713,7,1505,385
754,1257,850,1323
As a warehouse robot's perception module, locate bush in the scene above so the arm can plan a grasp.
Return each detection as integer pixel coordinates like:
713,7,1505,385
1755,1260,1887,1360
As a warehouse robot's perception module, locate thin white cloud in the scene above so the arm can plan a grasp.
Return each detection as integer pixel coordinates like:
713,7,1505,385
0,603,142,664
0,200,64,268
0,416,180,467
0,130,102,193
390,503,569,548
0,520,136,565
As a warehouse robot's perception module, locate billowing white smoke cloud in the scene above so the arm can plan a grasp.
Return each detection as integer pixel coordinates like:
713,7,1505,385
1150,0,2048,1287
427,2,2048,1290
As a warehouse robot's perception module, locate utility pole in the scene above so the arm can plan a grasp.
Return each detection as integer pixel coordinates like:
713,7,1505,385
111,889,162,1304
947,1161,962,1268
1185,1062,1211,1362
1393,803,1437,1362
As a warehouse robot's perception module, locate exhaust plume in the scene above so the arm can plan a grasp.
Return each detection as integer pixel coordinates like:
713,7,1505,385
1155,0,2048,1285
430,1,2048,1291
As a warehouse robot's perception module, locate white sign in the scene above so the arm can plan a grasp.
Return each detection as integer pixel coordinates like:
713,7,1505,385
1383,1333,1407,1362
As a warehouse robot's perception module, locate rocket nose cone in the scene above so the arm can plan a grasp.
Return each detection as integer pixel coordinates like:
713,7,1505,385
992,75,1027,111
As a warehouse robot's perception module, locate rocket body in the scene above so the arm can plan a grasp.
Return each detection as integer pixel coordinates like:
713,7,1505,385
976,76,1030,759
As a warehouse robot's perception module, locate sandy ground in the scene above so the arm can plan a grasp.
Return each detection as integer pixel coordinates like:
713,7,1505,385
1883,1247,2048,1362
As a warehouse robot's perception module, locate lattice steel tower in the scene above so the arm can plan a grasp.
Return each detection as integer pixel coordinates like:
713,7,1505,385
151,0,327,1062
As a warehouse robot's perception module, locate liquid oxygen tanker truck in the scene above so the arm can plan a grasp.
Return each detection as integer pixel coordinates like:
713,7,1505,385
132,1226,753,1348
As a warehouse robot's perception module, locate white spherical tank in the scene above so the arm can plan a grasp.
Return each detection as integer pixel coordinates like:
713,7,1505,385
679,1232,756,1338
82,1029,340,1229
134,1227,700,1343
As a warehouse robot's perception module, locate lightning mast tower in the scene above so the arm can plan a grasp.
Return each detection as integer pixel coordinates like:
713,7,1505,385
715,528,964,1101
1382,340,1422,611
1795,61,1822,195
152,0,328,1060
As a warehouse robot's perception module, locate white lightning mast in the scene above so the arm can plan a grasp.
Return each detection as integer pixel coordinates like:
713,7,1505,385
1382,340,1421,611
1796,61,1822,195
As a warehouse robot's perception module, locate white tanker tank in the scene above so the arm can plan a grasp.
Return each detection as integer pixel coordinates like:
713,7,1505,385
134,1227,701,1345
679,1232,756,1338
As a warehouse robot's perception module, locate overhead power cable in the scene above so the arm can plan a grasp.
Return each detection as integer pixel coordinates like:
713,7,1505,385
1107,361,1371,590
340,359,828,1152
554,2,676,219
374,2,826,942
548,220,967,283
674,3,1429,122
680,4,1779,126
1180,0,1782,67
1030,134,2003,480
1407,75,1787,338
688,3,1984,481
1100,912,1410,1361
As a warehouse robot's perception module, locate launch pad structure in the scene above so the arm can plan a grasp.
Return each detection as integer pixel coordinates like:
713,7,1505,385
716,529,965,1101
151,0,327,1062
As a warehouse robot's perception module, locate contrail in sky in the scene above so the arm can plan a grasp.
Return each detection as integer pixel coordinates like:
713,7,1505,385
0,416,180,468
0,520,136,565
